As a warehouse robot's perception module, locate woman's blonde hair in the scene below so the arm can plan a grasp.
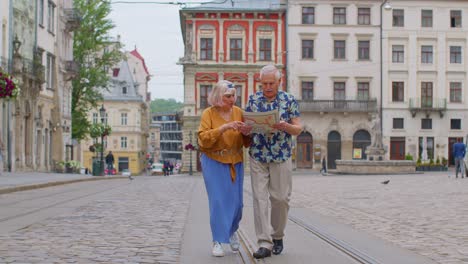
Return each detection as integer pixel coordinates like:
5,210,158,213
207,80,237,107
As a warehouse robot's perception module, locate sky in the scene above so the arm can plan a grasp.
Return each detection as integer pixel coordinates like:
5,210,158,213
109,1,202,102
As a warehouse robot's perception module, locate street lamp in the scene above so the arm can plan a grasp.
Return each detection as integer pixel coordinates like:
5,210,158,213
379,1,392,146
189,130,193,175
99,104,106,176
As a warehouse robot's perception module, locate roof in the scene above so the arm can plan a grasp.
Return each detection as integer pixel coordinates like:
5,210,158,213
129,48,150,75
182,0,283,11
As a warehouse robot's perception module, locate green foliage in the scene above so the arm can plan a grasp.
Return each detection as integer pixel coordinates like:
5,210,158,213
72,0,122,140
442,157,448,166
416,157,422,165
436,157,440,164
150,98,183,113
89,123,112,138
429,158,434,165
405,153,413,160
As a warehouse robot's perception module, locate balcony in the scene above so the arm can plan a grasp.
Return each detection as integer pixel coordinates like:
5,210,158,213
65,60,79,77
0,57,11,72
298,99,378,113
63,8,81,31
409,98,447,118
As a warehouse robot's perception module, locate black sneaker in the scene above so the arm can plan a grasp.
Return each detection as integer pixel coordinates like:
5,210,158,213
272,239,283,255
253,247,271,259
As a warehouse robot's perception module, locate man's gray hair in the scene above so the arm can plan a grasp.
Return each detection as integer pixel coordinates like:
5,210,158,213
260,64,281,80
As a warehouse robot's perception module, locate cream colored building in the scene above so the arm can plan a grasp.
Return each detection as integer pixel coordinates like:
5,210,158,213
0,0,10,172
80,49,150,175
2,0,78,172
287,0,380,169
382,0,468,165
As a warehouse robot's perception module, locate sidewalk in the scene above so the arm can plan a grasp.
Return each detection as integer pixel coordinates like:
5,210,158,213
0,171,125,194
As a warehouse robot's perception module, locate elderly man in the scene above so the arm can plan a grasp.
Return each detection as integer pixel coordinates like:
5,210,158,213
240,65,303,259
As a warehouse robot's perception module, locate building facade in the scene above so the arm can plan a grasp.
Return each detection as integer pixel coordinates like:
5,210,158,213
287,0,381,169
152,112,182,164
80,49,150,175
179,0,287,172
382,0,468,164
2,0,77,172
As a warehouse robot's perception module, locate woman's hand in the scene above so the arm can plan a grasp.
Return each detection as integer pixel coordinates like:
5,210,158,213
220,121,244,133
239,123,253,136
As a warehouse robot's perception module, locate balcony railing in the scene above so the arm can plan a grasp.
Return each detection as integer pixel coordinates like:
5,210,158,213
409,98,447,117
0,57,11,72
298,99,378,113
63,8,81,31
65,60,79,76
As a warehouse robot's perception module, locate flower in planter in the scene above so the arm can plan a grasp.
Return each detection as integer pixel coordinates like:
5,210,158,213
185,143,195,151
0,69,20,100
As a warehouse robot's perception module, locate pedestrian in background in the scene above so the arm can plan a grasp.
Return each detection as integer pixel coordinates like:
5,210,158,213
105,151,114,175
198,80,250,257
240,65,303,259
453,138,466,178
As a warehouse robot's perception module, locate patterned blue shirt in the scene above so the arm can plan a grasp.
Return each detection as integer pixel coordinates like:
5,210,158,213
245,90,300,163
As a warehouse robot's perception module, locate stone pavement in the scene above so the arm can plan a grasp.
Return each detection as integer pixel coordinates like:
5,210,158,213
0,170,464,263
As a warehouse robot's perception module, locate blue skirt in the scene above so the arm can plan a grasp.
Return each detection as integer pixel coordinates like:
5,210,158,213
201,153,244,243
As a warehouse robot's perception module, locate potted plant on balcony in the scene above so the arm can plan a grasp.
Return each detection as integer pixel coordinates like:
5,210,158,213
0,69,20,100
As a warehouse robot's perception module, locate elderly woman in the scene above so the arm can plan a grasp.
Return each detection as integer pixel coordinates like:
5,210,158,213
198,80,250,257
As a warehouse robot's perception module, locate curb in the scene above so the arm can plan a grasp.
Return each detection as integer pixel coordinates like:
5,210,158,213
0,176,127,195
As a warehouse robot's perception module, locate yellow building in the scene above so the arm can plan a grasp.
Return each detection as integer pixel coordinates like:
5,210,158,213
80,49,151,175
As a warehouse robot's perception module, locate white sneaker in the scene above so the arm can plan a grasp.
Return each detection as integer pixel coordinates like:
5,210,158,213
212,242,225,257
230,232,240,252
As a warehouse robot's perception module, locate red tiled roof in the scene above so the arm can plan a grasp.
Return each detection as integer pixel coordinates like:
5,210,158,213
130,48,149,75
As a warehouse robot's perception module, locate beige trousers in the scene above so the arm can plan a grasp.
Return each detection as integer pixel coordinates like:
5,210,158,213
250,157,292,249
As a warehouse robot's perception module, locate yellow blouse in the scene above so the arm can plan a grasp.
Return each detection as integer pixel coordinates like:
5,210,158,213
198,106,250,181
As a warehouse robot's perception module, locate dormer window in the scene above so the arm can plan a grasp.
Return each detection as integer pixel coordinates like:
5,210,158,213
122,86,127,94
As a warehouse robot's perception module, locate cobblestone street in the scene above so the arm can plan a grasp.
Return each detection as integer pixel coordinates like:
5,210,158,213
0,177,196,264
287,171,468,264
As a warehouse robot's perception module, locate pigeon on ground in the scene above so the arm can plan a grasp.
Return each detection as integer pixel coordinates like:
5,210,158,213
381,180,390,184
129,175,134,180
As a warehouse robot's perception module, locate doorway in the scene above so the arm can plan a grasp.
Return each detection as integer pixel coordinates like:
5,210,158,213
327,131,341,169
297,131,313,168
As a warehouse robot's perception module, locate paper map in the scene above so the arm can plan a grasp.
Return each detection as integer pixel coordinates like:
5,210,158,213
243,109,279,134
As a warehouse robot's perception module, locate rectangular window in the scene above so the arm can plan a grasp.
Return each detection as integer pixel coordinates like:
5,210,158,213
122,87,127,94
392,82,404,102
333,7,346,24
393,118,404,129
46,53,55,90
259,39,272,61
234,84,242,107
302,81,314,100
358,8,371,25
421,118,432,129
357,82,369,100
92,113,98,124
358,41,370,60
302,7,315,24
230,38,242,61
334,40,346,59
302,40,314,59
333,82,346,100
450,46,462,64
47,1,55,33
200,84,212,109
421,10,433,27
393,9,404,27
421,45,433,64
451,10,462,28
451,119,461,130
392,45,404,63
39,0,44,26
121,137,128,148
450,82,462,102
121,113,128,125
421,82,433,108
200,38,213,60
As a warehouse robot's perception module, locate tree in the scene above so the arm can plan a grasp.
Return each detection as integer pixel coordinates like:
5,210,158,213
150,98,183,113
72,0,122,140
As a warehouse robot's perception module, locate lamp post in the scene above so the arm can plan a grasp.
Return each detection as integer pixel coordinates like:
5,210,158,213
380,1,392,146
189,130,193,175
99,104,106,176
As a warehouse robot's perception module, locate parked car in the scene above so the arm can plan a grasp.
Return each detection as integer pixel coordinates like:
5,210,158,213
151,163,164,176
121,169,131,177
